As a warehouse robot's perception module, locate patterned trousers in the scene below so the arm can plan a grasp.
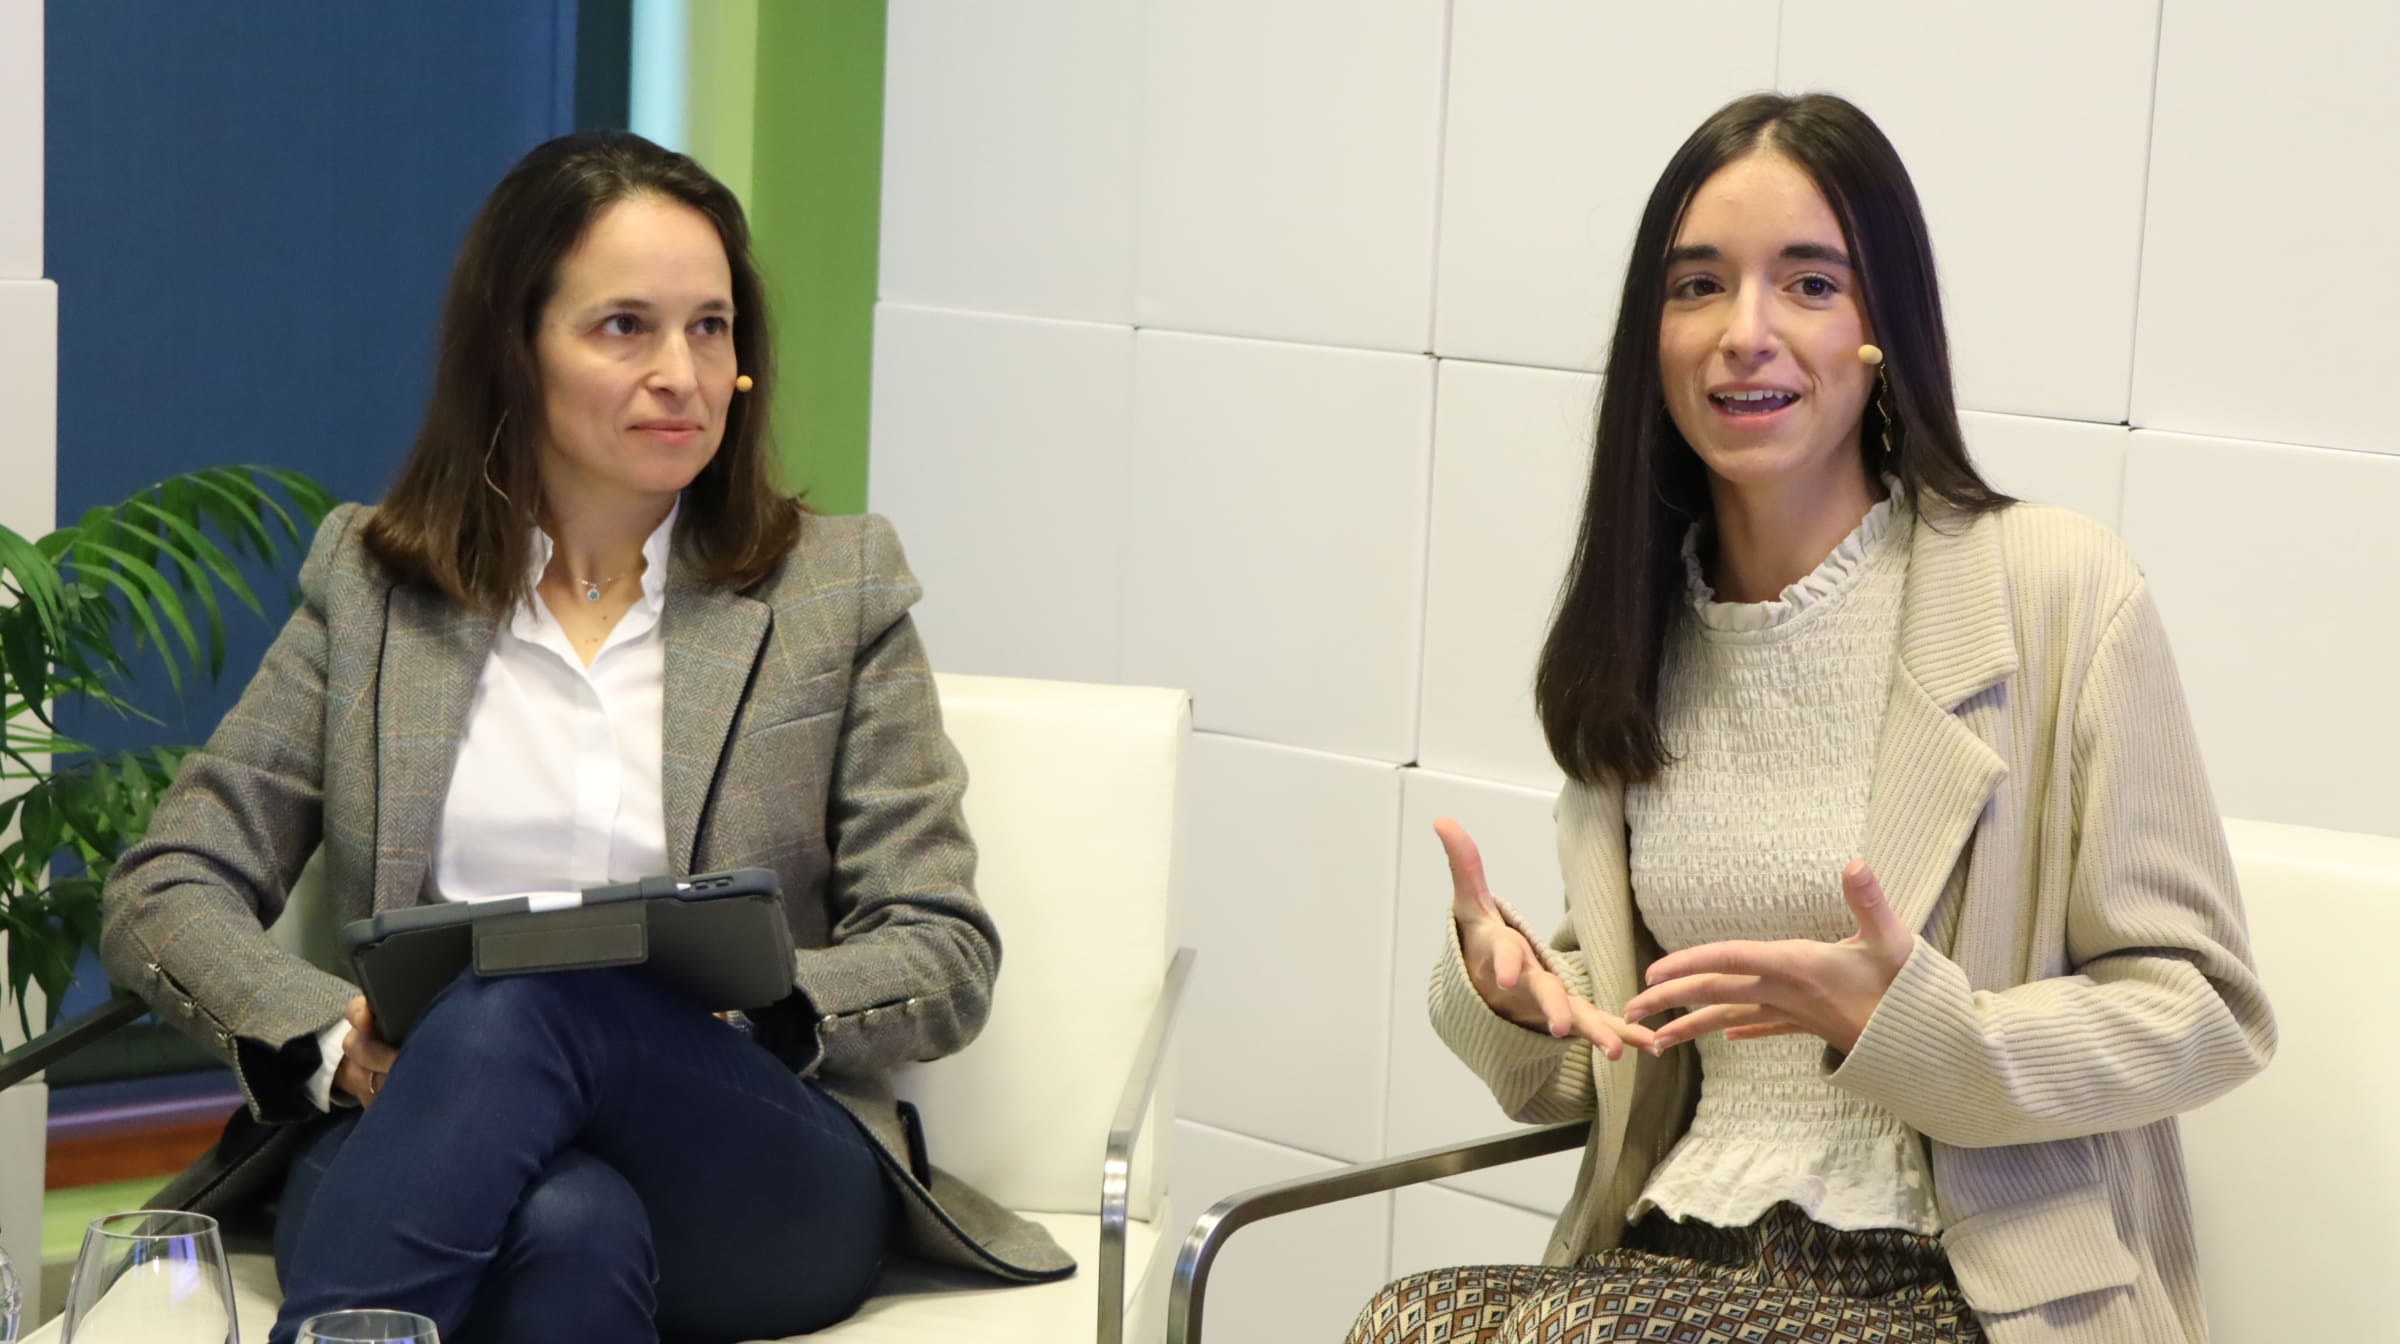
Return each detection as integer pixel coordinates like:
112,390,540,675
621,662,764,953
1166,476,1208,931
1345,1202,1985,1344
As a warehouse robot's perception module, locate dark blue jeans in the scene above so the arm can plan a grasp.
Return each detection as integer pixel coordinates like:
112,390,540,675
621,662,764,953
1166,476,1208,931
268,967,894,1344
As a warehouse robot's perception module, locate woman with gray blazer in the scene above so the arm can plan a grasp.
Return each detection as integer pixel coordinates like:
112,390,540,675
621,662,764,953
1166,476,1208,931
98,131,1065,1344
1349,94,2272,1344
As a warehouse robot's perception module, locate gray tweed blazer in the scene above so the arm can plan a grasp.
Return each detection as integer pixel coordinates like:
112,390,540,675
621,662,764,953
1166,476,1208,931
98,503,1073,1282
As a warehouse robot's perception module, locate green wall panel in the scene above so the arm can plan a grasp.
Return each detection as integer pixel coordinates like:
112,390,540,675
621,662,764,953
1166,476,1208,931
683,0,756,207
746,1,885,516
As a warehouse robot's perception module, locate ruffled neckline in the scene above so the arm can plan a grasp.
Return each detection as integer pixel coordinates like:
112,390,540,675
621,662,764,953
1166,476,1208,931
1681,489,1906,635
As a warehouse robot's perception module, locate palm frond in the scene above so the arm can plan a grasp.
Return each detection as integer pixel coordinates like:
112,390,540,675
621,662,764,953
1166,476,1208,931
0,464,332,1026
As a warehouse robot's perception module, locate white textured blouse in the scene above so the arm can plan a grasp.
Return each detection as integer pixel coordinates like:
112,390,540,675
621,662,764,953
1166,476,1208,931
306,506,677,1109
1621,493,1941,1234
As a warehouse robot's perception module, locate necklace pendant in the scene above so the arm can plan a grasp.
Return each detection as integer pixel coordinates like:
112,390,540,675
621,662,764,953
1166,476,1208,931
584,583,601,602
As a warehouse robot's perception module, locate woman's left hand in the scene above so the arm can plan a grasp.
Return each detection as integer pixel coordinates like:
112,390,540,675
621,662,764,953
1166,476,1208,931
1622,860,1912,1055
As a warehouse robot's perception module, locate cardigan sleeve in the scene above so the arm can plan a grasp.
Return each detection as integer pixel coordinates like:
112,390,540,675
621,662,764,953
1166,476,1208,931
1429,893,1601,1125
1831,580,2276,1148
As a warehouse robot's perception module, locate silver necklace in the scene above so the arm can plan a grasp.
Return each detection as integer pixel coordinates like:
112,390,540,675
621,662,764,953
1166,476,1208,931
566,569,631,602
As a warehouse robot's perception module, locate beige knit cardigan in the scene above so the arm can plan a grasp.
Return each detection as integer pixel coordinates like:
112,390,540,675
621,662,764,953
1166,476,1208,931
1432,502,2275,1343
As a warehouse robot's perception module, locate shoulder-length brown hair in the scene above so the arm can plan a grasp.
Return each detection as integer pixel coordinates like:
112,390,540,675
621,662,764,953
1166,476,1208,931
1534,92,2013,788
364,130,800,613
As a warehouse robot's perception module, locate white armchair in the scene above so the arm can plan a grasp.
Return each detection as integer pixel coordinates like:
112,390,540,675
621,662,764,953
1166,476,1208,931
6,672,1195,1344
818,672,1193,1343
2179,817,2400,1341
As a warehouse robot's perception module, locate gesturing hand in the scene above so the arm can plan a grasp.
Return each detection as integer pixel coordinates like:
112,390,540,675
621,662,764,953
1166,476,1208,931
1622,860,1911,1055
1439,817,1655,1062
334,995,400,1108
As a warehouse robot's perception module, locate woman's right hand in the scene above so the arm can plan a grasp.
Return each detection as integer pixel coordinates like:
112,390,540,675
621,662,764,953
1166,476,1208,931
1438,817,1654,1061
333,996,400,1108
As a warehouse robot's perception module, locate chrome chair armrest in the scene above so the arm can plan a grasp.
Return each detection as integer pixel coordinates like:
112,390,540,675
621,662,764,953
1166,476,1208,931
1166,1118,1592,1344
0,991,147,1091
1097,945,1196,1344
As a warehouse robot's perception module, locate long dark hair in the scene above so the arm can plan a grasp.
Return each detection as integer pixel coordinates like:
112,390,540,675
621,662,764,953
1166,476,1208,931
1534,92,2011,787
364,130,799,613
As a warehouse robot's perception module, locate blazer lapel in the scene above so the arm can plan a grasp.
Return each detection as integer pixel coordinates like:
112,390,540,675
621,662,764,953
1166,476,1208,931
374,585,496,912
659,565,772,874
1862,508,2019,934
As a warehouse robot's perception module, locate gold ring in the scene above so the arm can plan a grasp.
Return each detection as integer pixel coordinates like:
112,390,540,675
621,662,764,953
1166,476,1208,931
368,1072,382,1096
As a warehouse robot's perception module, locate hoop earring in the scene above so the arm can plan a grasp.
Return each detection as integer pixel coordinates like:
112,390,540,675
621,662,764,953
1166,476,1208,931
482,410,512,505
1873,366,1898,462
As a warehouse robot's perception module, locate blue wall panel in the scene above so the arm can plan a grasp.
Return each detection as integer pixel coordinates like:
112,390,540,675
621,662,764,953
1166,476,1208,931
45,1,581,747
42,3,593,1020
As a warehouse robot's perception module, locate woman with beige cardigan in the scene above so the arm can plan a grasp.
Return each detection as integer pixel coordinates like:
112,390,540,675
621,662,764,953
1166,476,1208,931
1346,94,2272,1344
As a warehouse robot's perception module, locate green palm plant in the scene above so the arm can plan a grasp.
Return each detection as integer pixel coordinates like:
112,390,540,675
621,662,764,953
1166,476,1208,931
0,465,334,1033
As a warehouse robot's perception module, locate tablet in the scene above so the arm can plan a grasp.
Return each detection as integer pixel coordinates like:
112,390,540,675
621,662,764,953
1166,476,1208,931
340,868,798,1044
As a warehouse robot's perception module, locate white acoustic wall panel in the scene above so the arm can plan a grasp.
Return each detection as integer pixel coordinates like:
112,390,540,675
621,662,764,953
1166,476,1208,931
1179,734,1400,1163
1417,359,1592,790
1779,2,2161,423
0,280,56,539
1434,2,1777,372
1389,1185,1560,1283
1122,331,1433,763
0,0,37,278
880,0,1138,323
0,275,49,1323
1171,1120,1394,1344
1136,0,1447,353
2120,432,2400,838
1960,412,2127,532
1387,768,1586,1215
0,1084,42,1322
866,303,1133,683
2132,1,2400,456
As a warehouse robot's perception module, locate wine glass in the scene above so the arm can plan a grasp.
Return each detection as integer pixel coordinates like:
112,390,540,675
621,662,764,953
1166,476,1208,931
59,1210,237,1343
2,1232,22,1342
296,1310,439,1344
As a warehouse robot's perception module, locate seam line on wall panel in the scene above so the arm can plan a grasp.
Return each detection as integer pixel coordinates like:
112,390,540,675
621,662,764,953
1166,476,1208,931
1957,403,2143,431
1374,753,1407,1160
1403,355,1439,771
1187,729,1415,772
2120,0,2170,427
1422,0,1459,358
1118,0,1149,337
1956,408,2130,434
1772,0,1784,86
2108,435,2131,535
1124,319,1435,362
1377,750,1408,1282
2121,427,2400,463
1127,0,1160,332
875,296,1141,336
1435,349,1607,381
1107,321,1139,685
1402,760,1568,801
